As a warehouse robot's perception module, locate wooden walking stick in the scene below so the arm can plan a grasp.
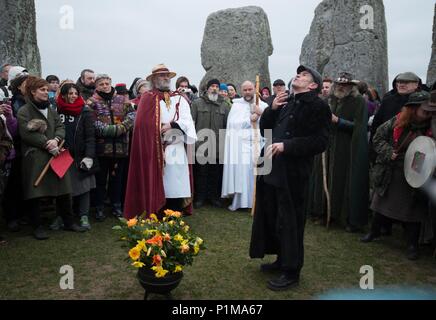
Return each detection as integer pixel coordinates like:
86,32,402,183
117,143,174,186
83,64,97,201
34,140,65,187
322,152,332,229
251,75,261,216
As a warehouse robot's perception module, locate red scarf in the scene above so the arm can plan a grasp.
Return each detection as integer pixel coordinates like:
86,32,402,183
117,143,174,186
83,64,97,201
56,95,85,116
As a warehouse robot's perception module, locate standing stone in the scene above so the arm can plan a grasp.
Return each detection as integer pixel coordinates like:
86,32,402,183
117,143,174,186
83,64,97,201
427,3,436,87
0,0,41,75
300,0,388,95
200,6,273,93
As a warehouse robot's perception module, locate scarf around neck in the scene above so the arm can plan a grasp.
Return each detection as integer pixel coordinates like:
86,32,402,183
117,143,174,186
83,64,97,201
96,87,115,101
56,95,85,116
30,98,51,110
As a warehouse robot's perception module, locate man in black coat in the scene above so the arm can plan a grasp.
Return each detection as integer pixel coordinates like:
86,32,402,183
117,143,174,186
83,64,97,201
249,65,331,291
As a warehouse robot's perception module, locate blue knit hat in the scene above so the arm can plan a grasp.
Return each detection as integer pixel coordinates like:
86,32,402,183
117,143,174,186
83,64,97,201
219,83,228,92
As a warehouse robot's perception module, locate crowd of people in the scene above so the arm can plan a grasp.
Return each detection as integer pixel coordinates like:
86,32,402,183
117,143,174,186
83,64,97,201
0,60,435,291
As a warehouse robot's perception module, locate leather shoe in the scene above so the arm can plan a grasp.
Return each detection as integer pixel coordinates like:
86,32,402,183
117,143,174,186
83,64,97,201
260,260,281,273
112,204,123,218
267,273,299,291
360,232,380,243
194,200,205,209
33,226,49,240
64,223,87,233
406,245,419,260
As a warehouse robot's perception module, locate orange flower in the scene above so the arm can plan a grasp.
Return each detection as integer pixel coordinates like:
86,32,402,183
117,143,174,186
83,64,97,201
163,233,171,241
146,235,163,247
152,254,162,266
127,218,138,228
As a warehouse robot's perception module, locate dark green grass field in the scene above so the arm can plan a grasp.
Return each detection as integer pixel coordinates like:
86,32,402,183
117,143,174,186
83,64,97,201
0,206,435,300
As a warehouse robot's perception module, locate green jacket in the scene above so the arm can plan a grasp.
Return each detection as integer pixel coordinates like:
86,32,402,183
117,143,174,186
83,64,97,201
191,95,230,159
17,101,72,200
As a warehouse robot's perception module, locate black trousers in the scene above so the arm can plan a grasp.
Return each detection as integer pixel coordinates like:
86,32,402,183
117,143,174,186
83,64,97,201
371,212,421,247
95,157,127,209
194,163,223,202
28,194,74,228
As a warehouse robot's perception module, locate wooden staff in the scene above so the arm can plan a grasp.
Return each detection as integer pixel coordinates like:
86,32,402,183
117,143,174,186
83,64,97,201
322,152,332,229
251,75,261,216
34,140,65,187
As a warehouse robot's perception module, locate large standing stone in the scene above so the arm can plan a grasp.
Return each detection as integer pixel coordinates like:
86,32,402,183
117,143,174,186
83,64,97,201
300,0,388,95
0,0,41,75
427,3,436,87
200,6,273,93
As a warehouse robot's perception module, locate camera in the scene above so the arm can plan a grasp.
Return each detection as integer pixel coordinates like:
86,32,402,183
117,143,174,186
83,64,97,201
180,88,192,94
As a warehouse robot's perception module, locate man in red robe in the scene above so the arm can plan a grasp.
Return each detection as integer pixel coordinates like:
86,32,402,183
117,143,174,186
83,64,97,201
124,64,196,219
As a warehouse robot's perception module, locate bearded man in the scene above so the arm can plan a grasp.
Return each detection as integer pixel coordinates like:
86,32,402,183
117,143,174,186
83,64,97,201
190,79,230,209
328,72,369,232
124,64,197,218
222,81,267,211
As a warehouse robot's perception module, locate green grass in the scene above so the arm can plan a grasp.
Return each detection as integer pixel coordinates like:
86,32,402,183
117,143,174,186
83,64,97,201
0,206,435,300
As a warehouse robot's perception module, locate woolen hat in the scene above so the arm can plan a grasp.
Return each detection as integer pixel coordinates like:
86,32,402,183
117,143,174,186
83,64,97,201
219,83,228,92
207,79,220,90
8,66,28,86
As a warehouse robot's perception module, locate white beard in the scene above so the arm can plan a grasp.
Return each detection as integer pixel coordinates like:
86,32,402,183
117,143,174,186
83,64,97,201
208,93,219,102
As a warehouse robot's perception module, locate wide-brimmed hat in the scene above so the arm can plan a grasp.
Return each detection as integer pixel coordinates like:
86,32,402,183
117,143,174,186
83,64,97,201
405,91,430,107
146,64,176,81
334,72,359,85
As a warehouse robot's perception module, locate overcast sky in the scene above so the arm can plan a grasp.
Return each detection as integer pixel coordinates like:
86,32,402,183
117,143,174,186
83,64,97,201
34,0,434,93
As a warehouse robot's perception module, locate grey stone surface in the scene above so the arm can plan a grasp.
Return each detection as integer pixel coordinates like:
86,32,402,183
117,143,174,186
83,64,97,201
200,6,273,93
427,3,436,87
300,0,388,95
0,0,41,75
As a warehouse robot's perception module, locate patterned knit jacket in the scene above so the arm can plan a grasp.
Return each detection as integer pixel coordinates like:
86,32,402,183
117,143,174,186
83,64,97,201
88,93,135,158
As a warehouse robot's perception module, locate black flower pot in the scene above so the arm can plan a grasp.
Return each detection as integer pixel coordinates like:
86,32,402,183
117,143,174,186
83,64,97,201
137,267,183,300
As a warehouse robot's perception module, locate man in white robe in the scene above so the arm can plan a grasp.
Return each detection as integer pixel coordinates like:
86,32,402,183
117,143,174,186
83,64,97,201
222,81,267,211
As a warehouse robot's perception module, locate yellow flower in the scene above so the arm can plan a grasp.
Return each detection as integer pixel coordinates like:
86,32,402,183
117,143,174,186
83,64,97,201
172,211,182,218
152,266,169,278
131,261,145,268
180,221,185,226
168,220,175,226
184,225,190,232
193,245,200,255
136,239,146,250
163,233,171,242
149,213,159,222
196,237,204,245
120,237,127,241
174,265,183,273
127,218,138,228
174,234,184,242
163,217,168,222
160,250,167,258
129,247,141,261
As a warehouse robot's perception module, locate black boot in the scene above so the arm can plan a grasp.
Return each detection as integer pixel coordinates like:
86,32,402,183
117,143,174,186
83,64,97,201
112,203,123,218
267,272,299,291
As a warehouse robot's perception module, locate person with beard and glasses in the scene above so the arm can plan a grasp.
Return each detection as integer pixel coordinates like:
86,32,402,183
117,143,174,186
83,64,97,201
17,76,86,240
222,81,267,211
56,83,96,231
362,91,436,260
88,74,135,221
76,69,96,101
190,79,230,209
124,64,197,219
326,73,369,233
249,65,331,291
1,66,29,233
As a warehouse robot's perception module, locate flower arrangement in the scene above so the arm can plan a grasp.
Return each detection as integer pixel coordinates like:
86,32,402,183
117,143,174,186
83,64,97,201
113,210,205,278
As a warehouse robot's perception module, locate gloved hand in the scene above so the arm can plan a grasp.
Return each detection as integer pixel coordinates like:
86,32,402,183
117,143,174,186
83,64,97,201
48,147,60,156
81,157,93,170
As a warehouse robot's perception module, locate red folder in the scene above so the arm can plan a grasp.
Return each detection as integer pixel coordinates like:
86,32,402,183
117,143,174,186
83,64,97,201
50,149,74,179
